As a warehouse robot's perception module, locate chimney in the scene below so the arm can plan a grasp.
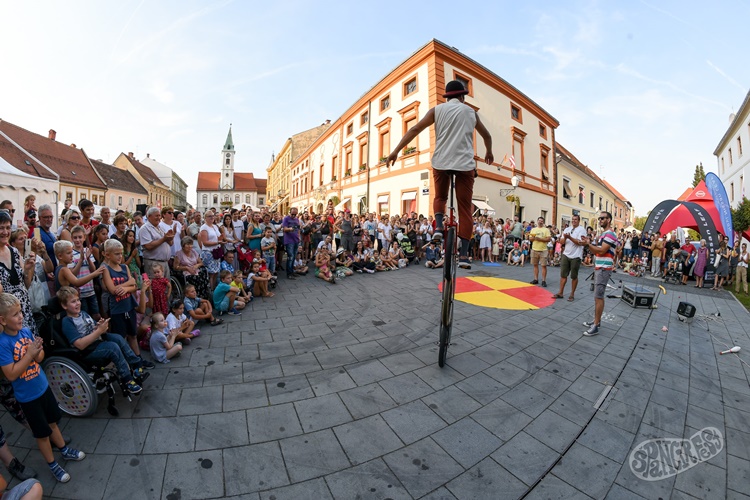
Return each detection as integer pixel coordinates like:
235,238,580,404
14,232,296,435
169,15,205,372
325,119,331,125
48,129,57,141
146,153,150,159
128,152,134,159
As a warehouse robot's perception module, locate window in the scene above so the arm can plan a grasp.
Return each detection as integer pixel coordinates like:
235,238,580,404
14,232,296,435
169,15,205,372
731,182,735,202
599,196,603,210
226,158,230,165
739,137,743,156
403,115,418,152
331,155,338,180
540,145,550,181
213,195,218,204
729,148,733,165
258,197,264,205
403,77,417,97
346,123,353,135
452,71,473,96
118,196,123,206
539,123,547,139
235,194,240,204
361,111,368,125
379,129,390,161
225,173,229,178
66,192,73,200
380,94,390,112
540,210,547,222
511,127,526,172
202,195,208,205
562,178,572,199
578,186,585,204
80,193,86,200
722,157,725,173
511,104,522,123
344,146,353,175
91,194,97,204
590,192,595,208
606,200,609,211
359,140,368,168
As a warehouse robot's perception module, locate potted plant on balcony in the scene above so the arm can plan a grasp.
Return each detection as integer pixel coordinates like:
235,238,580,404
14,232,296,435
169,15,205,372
331,175,337,181
379,156,388,164
344,169,351,177
359,164,367,172
404,146,417,155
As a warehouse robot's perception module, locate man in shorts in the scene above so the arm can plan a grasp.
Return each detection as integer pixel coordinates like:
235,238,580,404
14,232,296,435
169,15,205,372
554,214,586,301
386,80,493,270
582,211,618,336
529,217,551,287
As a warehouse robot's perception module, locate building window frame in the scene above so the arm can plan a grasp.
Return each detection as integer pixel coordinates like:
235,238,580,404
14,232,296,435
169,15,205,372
562,177,572,200
346,122,353,136
731,182,735,202
540,144,551,181
578,185,585,204
539,122,547,139
510,103,523,124
511,127,526,174
403,75,418,98
360,111,369,126
738,137,743,157
380,93,391,113
729,148,733,165
343,142,353,177
376,117,392,163
398,101,420,154
357,132,368,170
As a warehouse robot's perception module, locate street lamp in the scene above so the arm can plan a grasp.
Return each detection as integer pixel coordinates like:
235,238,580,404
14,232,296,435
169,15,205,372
499,175,520,196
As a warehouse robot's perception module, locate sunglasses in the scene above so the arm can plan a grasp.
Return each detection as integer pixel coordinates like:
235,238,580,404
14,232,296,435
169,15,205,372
598,217,609,220
166,211,174,215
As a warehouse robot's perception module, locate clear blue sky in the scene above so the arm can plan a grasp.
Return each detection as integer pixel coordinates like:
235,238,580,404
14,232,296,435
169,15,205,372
1,0,748,214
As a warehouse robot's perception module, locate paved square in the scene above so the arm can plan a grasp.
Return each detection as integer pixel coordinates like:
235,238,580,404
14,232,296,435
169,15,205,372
11,264,749,498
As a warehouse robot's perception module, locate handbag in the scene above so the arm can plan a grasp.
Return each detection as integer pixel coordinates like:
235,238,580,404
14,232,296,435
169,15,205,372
28,275,49,313
211,245,225,260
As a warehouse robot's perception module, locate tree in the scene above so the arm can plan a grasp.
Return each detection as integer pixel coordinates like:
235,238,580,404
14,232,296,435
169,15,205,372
692,162,706,187
732,197,750,234
633,215,648,231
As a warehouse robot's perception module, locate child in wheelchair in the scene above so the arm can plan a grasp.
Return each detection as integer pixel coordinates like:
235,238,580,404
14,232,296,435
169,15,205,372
663,248,684,284
57,287,148,395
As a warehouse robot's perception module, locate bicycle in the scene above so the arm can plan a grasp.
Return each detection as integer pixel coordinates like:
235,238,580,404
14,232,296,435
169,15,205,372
438,173,459,367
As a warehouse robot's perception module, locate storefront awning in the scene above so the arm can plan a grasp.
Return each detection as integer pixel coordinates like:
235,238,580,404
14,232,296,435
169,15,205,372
334,198,350,211
377,195,389,203
563,180,572,198
401,191,417,201
472,200,494,212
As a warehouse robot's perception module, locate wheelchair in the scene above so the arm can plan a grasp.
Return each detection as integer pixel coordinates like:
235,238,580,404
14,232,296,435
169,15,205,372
35,300,148,418
167,257,185,304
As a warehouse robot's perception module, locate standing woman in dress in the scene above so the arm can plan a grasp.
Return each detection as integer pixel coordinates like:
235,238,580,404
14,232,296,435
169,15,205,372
0,211,36,330
245,212,263,253
712,240,731,291
199,210,224,290
693,240,708,287
479,220,493,262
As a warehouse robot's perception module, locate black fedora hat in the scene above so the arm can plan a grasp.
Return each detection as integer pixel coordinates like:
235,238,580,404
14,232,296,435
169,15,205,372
443,80,468,98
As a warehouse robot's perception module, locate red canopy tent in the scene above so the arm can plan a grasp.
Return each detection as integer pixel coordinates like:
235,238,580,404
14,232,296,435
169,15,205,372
658,180,727,236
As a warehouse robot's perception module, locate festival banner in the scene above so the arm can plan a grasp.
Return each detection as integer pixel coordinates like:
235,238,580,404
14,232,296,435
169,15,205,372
704,172,734,246
643,200,680,235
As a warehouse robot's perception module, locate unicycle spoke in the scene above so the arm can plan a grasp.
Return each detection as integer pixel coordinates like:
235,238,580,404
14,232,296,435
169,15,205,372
438,226,457,367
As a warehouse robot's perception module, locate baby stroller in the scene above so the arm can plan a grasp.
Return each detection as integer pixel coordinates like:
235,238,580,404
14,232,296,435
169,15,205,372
663,249,686,285
236,243,254,274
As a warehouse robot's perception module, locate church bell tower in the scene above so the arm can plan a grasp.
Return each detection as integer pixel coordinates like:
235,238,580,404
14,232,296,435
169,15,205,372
221,125,235,190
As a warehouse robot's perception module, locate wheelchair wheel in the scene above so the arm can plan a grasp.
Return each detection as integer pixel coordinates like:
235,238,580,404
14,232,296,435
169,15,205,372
169,275,183,303
43,356,98,417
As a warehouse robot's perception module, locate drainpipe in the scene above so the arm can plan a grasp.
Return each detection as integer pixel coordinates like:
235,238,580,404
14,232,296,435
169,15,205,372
365,99,372,214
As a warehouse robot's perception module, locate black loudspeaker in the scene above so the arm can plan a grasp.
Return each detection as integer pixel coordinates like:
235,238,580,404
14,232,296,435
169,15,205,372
677,301,696,322
136,204,148,215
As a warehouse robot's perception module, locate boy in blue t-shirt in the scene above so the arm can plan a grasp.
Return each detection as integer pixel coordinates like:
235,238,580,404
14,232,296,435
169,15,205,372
0,293,86,483
213,270,244,315
57,286,146,395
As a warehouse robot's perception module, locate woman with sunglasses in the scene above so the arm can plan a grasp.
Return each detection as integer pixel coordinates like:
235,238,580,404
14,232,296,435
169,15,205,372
0,212,36,330
58,209,82,242
221,213,238,252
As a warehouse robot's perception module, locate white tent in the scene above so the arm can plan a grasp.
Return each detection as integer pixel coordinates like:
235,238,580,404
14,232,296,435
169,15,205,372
232,203,260,212
0,156,59,225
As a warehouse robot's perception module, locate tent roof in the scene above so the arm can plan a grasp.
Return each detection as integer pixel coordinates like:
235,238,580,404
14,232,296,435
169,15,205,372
684,180,714,203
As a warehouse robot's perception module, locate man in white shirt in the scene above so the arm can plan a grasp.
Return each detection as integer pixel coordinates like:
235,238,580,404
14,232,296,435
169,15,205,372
231,210,245,242
140,207,174,279
554,214,587,301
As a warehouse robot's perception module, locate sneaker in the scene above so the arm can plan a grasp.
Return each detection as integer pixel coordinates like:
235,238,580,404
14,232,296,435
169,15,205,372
139,358,155,370
49,462,70,483
541,281,547,287
132,367,147,379
228,308,242,316
365,269,375,274
582,320,599,328
60,447,86,461
7,458,36,480
125,380,143,395
530,279,539,285
432,231,443,243
458,258,471,270
583,324,600,336
356,269,363,273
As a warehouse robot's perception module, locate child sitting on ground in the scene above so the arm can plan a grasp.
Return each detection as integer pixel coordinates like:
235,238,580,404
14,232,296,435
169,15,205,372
424,241,444,269
247,261,273,298
58,287,147,394
232,270,252,302
294,250,308,275
149,313,182,363
213,270,245,315
0,293,86,483
183,284,222,326
314,247,336,283
166,299,200,346
149,263,171,317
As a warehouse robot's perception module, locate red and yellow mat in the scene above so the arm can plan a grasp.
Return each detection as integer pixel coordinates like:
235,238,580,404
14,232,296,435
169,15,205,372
438,277,556,310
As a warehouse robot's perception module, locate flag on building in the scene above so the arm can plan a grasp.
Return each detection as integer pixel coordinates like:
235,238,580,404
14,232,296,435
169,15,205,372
509,155,516,173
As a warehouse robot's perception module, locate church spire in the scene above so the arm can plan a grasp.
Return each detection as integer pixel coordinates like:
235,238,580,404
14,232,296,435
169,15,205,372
223,124,234,151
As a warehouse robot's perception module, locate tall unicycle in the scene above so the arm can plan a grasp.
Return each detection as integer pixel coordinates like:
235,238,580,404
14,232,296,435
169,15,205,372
438,174,459,367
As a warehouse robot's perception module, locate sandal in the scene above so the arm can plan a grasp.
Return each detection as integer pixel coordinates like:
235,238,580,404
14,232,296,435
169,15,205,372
552,294,564,299
265,293,275,297
568,296,575,302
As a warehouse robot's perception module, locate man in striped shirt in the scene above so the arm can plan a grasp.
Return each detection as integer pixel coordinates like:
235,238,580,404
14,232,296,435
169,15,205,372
582,211,618,336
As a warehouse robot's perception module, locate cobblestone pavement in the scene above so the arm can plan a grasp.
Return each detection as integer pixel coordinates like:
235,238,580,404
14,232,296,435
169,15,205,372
3,261,749,499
